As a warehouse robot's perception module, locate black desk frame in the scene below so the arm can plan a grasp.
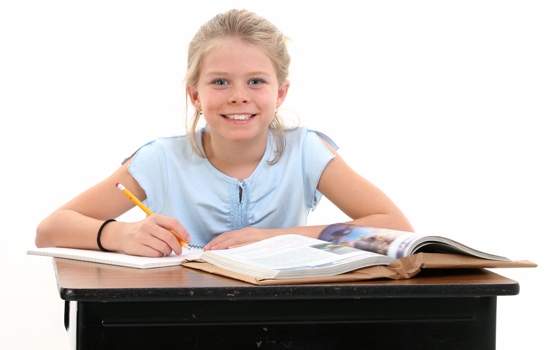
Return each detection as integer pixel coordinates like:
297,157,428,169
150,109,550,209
54,259,519,350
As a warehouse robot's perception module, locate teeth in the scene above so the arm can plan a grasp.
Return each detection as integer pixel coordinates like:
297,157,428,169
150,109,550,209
226,114,251,120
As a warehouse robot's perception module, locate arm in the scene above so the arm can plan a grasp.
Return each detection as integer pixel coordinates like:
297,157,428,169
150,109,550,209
35,159,190,257
205,142,413,250
315,146,414,232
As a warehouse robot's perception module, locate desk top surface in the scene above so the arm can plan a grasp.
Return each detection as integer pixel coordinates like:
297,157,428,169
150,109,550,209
53,258,520,302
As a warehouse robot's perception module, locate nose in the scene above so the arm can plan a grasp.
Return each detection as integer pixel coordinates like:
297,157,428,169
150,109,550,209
228,85,250,104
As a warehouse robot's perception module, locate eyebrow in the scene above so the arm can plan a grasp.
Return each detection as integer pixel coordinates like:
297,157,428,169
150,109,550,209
204,70,273,77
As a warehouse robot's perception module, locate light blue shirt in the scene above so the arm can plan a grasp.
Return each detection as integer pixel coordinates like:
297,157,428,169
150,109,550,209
127,127,337,246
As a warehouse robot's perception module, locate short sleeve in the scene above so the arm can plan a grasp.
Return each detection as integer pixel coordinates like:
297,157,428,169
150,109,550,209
302,129,338,209
127,140,169,212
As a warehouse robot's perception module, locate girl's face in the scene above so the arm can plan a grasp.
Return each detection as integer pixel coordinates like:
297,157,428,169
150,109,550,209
188,37,289,145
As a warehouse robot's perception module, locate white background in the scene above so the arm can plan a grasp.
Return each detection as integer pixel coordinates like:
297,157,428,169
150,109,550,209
1,1,553,349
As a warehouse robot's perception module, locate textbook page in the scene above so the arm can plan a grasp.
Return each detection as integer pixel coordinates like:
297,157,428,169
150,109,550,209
198,234,394,279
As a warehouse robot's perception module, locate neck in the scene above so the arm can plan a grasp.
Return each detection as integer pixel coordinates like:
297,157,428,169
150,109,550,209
202,131,268,180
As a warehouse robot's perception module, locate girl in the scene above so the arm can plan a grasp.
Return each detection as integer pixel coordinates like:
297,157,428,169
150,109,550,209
36,9,413,257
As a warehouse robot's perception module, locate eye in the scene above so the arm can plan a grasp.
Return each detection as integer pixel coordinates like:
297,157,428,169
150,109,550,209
211,78,229,86
248,78,266,85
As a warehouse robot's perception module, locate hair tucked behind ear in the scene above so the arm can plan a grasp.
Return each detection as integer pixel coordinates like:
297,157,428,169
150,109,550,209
184,9,293,164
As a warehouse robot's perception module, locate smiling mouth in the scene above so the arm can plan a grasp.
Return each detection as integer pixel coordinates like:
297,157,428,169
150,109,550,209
224,114,254,120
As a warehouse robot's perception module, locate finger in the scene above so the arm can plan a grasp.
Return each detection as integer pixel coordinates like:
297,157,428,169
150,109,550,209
127,240,169,257
131,223,175,256
147,228,181,256
152,215,190,253
206,235,242,250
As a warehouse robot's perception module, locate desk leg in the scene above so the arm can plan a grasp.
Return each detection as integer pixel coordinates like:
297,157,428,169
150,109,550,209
65,301,77,350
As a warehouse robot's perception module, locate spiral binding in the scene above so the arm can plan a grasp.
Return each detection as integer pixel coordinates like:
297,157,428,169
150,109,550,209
188,244,205,250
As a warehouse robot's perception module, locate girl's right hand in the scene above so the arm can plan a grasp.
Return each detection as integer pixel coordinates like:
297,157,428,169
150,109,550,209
109,215,190,257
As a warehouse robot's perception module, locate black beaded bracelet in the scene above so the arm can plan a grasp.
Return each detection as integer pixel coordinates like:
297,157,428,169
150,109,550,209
97,219,116,252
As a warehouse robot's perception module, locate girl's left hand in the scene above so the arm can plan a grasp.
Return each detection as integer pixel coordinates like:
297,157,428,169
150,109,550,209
204,227,276,250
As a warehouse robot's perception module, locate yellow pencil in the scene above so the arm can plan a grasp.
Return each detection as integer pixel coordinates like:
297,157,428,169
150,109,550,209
116,183,190,249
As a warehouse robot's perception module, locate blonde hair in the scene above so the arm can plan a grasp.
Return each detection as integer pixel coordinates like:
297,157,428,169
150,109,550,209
184,9,292,164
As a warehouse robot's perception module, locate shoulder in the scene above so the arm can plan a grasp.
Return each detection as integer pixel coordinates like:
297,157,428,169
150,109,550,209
122,135,193,168
146,135,189,149
125,135,189,160
285,127,339,151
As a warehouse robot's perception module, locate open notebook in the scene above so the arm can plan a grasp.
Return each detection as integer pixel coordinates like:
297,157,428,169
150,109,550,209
27,246,204,269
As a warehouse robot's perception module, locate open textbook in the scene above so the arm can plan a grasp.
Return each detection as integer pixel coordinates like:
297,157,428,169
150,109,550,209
183,224,537,285
188,224,527,280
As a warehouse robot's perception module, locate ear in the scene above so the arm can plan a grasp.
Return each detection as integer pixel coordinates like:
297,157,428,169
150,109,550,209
275,80,290,108
187,85,202,110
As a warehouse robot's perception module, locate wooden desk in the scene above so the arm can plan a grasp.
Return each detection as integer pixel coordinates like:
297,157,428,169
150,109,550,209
53,258,519,350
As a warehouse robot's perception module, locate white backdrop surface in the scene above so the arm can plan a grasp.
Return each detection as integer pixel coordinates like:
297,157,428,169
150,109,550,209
1,1,552,349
